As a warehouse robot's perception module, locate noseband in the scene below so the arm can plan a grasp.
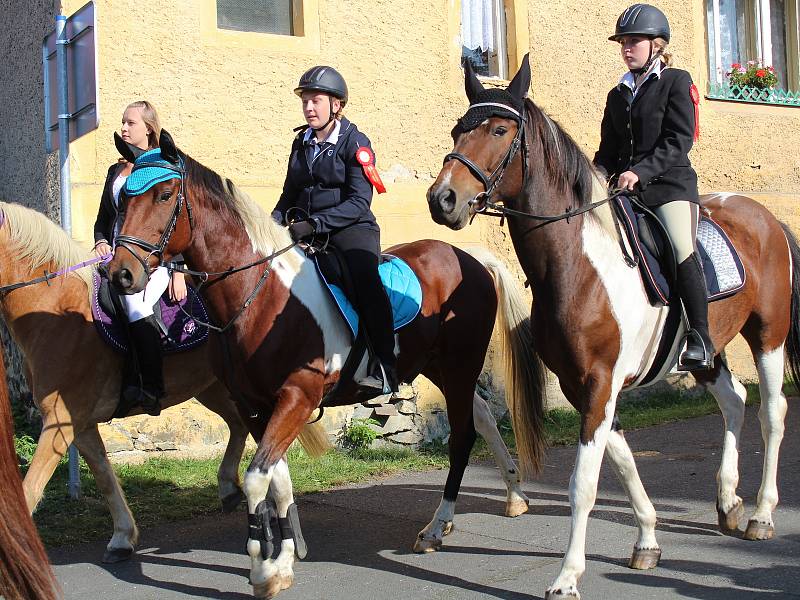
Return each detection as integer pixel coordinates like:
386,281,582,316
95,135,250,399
443,102,528,211
114,160,194,276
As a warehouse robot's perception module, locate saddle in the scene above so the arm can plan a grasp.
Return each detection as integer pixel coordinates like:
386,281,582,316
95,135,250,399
91,271,209,354
612,196,746,387
307,245,422,405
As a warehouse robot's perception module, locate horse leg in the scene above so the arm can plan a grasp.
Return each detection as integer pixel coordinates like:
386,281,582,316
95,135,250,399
745,346,788,540
72,425,139,562
268,458,304,590
195,383,249,512
547,379,618,600
694,357,748,535
22,399,74,512
413,376,477,553
472,392,529,517
604,424,660,569
245,385,314,599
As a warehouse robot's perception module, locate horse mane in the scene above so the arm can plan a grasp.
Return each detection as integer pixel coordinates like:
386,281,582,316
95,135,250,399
524,98,609,208
0,348,59,600
183,157,302,271
523,99,615,233
0,201,93,290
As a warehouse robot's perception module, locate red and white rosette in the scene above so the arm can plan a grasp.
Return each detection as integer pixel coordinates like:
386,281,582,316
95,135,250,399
689,83,700,142
355,146,386,194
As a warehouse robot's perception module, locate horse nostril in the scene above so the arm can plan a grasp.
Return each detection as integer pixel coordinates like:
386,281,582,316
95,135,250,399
437,188,457,214
118,268,133,289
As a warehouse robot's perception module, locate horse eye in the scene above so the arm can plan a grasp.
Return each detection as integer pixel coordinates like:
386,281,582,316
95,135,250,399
158,190,172,202
493,127,508,136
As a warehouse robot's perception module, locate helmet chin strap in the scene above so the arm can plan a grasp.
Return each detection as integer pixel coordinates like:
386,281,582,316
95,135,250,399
312,97,336,132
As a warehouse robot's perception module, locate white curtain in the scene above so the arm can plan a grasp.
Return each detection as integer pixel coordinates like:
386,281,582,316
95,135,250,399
462,0,496,52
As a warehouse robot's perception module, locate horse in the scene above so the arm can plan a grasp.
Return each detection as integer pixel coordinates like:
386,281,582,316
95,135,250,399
427,56,798,599
103,130,543,598
0,200,331,564
0,342,60,600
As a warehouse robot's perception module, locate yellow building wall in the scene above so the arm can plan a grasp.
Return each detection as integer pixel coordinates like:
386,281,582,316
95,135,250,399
59,0,800,407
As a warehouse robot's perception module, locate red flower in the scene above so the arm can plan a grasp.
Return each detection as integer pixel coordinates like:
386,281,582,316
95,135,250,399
731,62,741,69
756,69,766,77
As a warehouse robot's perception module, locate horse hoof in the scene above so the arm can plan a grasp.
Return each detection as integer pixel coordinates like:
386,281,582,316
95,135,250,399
743,520,774,541
545,587,580,599
717,499,744,535
221,488,245,513
629,547,661,570
413,536,443,553
253,576,292,599
102,546,134,563
505,498,530,518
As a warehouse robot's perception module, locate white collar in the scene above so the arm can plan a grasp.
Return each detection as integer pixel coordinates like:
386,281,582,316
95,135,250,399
618,59,665,94
303,119,341,145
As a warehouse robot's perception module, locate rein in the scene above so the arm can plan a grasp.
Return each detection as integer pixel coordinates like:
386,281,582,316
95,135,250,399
0,253,111,294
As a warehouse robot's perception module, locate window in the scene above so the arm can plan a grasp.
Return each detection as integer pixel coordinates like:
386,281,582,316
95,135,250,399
217,0,295,36
461,0,509,79
707,0,800,102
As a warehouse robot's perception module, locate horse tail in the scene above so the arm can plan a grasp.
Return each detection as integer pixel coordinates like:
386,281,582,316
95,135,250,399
0,353,59,600
296,420,332,458
464,247,547,476
780,222,800,390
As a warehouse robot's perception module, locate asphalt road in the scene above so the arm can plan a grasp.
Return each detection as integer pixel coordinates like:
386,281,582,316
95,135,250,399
50,404,800,599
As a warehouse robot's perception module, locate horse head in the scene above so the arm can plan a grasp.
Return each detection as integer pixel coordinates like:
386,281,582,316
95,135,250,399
106,129,192,294
427,54,531,230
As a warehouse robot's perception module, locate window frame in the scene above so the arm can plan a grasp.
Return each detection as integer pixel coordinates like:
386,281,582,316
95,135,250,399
708,0,800,93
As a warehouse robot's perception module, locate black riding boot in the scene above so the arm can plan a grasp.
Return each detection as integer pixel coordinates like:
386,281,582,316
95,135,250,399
123,315,165,416
677,254,715,371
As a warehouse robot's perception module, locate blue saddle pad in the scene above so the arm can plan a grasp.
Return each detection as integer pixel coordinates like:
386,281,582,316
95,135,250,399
613,196,746,306
315,254,422,338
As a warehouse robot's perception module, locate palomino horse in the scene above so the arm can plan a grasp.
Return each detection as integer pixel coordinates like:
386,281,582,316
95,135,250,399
428,57,798,599
0,343,59,600
0,201,328,564
104,131,544,598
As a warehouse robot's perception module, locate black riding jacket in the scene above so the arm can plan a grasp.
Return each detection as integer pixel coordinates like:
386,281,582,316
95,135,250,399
593,67,699,206
271,118,379,234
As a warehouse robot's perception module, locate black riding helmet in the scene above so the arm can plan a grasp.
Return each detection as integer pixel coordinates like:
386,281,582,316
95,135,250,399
294,66,349,104
609,3,670,42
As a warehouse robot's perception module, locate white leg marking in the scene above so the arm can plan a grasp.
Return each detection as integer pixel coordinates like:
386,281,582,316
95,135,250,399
705,362,747,514
472,393,529,513
605,429,658,550
416,498,456,550
753,347,788,526
270,459,297,584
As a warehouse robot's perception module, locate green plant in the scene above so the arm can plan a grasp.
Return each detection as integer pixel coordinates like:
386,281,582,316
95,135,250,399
337,418,380,451
14,434,37,468
727,60,779,90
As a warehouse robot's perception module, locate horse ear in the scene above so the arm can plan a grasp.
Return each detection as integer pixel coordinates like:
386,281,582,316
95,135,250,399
159,129,179,164
464,59,485,104
506,53,531,101
114,132,144,163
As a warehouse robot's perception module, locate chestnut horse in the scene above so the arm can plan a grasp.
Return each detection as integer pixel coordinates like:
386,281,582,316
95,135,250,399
0,343,59,600
0,201,329,564
104,132,544,598
428,57,798,599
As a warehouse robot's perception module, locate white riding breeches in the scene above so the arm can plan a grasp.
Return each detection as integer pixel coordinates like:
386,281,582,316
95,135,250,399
653,200,699,263
121,266,171,322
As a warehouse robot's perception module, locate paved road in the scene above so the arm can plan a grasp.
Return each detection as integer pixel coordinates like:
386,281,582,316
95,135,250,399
51,405,800,599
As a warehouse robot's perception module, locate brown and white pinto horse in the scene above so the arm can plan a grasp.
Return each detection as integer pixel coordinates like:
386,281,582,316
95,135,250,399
428,58,799,599
104,133,545,598
0,201,331,564
0,343,59,600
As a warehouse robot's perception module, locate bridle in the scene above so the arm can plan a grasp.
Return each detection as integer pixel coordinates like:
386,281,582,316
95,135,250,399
443,102,528,213
113,159,193,277
443,101,626,228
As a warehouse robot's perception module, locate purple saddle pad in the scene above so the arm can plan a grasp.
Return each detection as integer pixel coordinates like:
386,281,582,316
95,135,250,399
91,272,209,354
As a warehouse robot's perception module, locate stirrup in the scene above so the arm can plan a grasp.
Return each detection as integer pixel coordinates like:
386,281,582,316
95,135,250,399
677,330,714,372
356,363,396,395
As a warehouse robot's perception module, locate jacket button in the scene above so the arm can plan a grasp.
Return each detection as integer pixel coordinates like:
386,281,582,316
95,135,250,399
625,106,630,111
626,123,631,129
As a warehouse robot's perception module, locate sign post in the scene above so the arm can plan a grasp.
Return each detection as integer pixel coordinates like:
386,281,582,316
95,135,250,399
43,1,99,500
